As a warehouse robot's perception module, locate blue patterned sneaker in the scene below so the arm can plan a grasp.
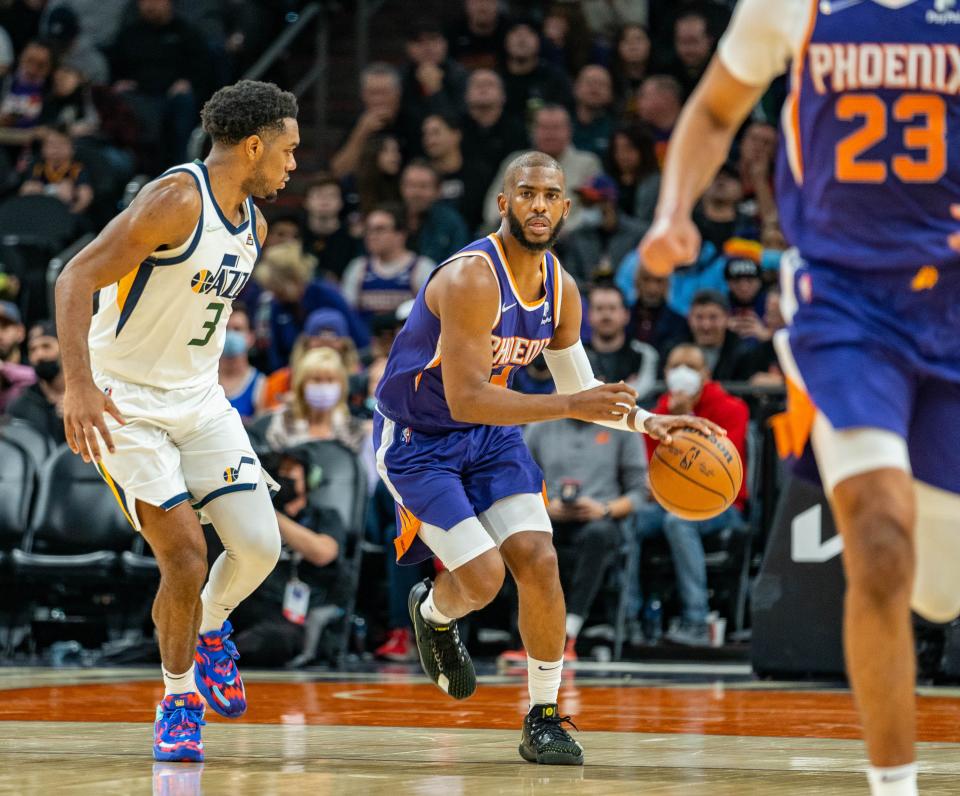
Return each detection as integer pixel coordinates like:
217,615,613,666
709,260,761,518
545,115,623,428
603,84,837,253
153,692,205,762
194,620,247,718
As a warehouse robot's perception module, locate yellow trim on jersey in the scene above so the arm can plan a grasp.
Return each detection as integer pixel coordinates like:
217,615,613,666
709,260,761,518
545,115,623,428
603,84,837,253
115,266,140,311
97,463,136,529
488,234,547,310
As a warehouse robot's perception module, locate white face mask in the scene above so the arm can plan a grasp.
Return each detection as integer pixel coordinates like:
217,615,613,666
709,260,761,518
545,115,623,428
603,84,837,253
665,364,703,397
303,382,341,410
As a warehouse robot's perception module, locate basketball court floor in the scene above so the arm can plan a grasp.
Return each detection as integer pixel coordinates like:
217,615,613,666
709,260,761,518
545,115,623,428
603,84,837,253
2,663,959,794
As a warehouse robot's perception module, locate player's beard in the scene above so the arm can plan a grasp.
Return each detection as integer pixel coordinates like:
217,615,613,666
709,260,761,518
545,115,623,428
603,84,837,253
244,167,279,203
507,207,564,252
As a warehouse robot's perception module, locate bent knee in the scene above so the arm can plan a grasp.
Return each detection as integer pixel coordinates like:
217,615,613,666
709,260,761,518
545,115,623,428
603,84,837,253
513,541,560,586
159,544,208,586
455,550,505,608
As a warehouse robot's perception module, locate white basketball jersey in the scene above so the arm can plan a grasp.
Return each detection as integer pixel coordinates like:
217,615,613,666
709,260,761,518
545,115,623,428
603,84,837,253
89,162,260,390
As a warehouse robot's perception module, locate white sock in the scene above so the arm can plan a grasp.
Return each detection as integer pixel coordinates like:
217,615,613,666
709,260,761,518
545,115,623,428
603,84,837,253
867,763,918,796
162,664,197,697
420,586,455,626
565,614,584,640
198,591,229,636
527,655,563,707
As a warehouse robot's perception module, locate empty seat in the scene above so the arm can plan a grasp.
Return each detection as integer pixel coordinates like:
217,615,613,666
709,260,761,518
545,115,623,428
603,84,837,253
0,417,55,470
12,445,132,582
0,437,33,552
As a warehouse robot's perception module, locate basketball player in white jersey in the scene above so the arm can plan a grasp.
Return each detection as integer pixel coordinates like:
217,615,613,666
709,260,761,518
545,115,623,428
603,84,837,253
55,80,299,762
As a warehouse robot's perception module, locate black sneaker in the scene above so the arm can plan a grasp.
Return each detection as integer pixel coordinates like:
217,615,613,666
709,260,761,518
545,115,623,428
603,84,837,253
519,703,584,765
407,579,477,700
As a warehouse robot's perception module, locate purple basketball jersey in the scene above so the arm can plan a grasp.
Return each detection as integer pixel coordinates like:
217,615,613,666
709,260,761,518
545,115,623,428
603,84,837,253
777,1,960,272
376,234,563,433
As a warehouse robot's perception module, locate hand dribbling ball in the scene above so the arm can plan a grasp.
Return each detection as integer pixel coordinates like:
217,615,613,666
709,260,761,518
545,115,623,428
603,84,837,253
649,428,743,520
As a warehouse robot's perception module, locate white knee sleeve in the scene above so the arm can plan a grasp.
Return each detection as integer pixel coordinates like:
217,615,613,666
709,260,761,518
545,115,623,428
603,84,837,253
201,477,281,617
810,414,911,494
911,480,960,624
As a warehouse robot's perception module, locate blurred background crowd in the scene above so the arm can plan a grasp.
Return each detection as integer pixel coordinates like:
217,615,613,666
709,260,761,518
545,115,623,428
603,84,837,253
0,0,799,669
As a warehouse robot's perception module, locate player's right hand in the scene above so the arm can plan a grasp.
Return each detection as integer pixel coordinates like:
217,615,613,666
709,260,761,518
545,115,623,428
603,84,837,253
63,379,126,463
638,215,701,276
565,382,639,422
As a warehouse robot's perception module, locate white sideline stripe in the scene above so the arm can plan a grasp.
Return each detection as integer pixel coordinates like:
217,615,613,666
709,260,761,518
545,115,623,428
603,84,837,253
375,412,404,507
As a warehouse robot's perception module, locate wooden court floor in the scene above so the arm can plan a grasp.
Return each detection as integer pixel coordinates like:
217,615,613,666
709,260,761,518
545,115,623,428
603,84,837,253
1,666,959,795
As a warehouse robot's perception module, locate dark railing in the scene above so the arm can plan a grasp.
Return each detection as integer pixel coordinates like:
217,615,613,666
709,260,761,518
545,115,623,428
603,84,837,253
187,3,326,161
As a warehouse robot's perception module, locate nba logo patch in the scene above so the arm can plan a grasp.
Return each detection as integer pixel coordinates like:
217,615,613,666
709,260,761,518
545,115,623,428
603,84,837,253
246,233,254,246
403,427,412,445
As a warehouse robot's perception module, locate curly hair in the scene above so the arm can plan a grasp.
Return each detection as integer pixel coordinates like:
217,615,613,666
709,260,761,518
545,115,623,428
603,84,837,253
200,80,298,145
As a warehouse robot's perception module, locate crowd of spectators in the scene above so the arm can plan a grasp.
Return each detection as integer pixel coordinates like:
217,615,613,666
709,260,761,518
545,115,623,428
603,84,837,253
1,0,793,662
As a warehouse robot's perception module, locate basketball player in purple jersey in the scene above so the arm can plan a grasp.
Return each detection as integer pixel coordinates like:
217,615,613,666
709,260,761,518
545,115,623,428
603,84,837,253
641,2,960,793
375,150,723,764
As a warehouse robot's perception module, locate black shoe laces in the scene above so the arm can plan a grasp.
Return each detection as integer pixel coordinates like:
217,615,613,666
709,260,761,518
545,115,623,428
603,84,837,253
430,622,469,669
531,712,579,747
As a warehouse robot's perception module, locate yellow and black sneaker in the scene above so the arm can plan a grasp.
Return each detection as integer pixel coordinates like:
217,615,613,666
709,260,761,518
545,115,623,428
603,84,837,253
407,579,477,700
519,703,584,765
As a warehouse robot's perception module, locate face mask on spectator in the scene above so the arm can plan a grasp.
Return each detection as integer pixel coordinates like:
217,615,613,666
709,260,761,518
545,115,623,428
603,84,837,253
222,330,248,358
34,358,61,382
304,382,341,410
666,364,702,397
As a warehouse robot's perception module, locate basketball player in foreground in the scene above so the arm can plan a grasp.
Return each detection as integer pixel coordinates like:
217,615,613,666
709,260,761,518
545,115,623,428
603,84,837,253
374,150,724,765
55,80,299,761
640,2,960,793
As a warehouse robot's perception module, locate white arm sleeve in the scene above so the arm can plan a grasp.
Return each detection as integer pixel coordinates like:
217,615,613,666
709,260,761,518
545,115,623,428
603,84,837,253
717,0,809,87
542,340,652,434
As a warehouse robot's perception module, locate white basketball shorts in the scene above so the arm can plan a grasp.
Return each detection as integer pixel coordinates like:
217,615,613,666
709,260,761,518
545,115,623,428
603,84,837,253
91,370,275,531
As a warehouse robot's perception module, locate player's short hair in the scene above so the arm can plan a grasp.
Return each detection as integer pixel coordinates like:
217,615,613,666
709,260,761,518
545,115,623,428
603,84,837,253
503,150,564,192
201,80,298,145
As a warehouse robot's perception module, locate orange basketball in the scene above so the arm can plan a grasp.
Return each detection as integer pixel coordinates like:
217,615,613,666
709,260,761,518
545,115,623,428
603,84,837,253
649,428,743,521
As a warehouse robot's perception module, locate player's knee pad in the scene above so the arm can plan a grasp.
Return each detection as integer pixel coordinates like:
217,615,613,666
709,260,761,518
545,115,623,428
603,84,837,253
203,477,281,573
810,415,911,495
911,480,960,624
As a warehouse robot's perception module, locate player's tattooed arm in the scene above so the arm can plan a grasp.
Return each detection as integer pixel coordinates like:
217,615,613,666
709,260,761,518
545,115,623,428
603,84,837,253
55,173,202,462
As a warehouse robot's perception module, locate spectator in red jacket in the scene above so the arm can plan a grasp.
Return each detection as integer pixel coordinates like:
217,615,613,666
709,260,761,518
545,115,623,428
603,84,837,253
634,342,749,646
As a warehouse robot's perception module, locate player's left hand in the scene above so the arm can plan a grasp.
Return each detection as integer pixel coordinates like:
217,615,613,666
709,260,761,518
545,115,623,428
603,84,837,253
643,414,726,445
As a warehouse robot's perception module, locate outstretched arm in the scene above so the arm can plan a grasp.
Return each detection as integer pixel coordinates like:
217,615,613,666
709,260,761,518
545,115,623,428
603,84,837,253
434,257,636,426
546,270,725,443
55,173,201,462
639,58,767,276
